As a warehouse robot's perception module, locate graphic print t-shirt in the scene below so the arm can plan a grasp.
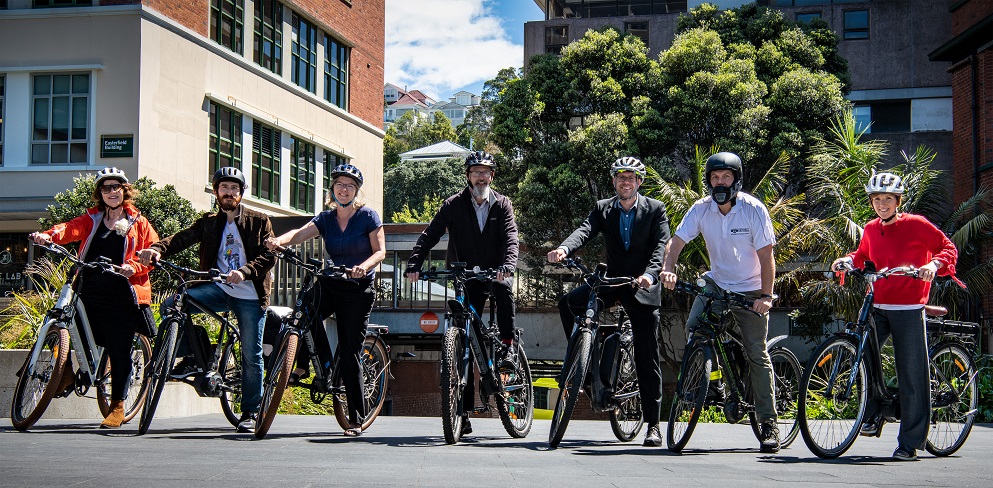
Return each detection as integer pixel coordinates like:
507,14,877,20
215,221,258,300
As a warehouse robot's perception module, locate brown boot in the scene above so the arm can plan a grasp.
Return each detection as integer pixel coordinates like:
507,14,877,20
56,367,75,394
100,400,125,429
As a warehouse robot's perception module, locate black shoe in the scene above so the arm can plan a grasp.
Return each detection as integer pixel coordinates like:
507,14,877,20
759,420,781,453
237,412,258,433
643,424,662,447
860,416,881,436
460,417,472,436
498,343,518,369
169,357,202,378
892,446,918,461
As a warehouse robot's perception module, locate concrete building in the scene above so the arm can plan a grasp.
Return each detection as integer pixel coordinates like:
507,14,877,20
525,0,955,171
0,0,386,294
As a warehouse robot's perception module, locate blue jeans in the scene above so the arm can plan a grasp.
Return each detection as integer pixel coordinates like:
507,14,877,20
161,284,264,413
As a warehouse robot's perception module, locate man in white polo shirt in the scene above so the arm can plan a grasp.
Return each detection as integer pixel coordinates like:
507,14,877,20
660,151,781,453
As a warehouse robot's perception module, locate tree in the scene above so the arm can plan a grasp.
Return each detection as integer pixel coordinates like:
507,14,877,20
383,158,465,223
384,111,458,170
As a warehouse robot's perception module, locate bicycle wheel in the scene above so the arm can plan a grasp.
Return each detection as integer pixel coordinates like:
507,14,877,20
496,342,534,438
255,333,297,439
548,329,592,448
667,345,711,452
798,336,866,459
334,335,390,431
440,325,467,444
926,341,977,456
96,334,152,423
10,327,71,431
138,319,179,435
748,347,802,448
219,331,245,427
609,339,643,442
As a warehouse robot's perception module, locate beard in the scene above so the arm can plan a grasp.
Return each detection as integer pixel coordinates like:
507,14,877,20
471,183,491,201
218,194,241,211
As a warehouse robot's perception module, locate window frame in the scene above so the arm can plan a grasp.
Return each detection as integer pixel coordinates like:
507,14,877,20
210,0,245,55
254,0,283,75
290,136,316,212
843,9,869,40
324,34,349,110
208,101,244,178
545,25,568,54
31,73,91,165
252,120,281,203
291,13,319,93
624,21,650,47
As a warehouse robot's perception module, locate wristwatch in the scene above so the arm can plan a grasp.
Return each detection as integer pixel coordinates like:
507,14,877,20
759,293,779,301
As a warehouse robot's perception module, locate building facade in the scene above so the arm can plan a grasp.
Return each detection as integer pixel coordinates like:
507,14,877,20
0,0,386,294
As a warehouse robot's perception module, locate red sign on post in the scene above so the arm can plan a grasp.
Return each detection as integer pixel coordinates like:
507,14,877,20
419,312,440,333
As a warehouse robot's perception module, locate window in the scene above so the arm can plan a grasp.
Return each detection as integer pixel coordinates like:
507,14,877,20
843,10,869,40
254,0,282,75
291,13,318,93
625,21,650,47
33,0,92,7
210,0,244,54
32,74,89,165
252,120,281,203
208,101,243,178
853,105,871,134
796,12,821,24
290,137,316,212
545,26,568,54
0,76,4,166
324,35,349,110
870,101,911,133
323,151,346,204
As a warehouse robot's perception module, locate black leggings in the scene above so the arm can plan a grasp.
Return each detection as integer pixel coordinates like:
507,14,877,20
79,278,139,401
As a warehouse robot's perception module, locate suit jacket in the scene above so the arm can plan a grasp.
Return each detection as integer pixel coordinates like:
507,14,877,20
407,187,519,273
560,194,671,306
150,205,275,308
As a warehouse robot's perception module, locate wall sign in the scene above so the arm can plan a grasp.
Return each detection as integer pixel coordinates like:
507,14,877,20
100,135,134,158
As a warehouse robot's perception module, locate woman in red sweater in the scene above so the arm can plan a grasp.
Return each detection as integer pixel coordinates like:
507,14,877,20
831,170,959,461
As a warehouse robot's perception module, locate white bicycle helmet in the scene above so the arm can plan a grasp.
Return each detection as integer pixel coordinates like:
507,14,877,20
95,167,129,187
610,157,646,178
864,169,904,195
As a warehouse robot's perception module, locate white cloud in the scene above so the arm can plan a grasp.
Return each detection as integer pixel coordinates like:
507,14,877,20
386,0,522,99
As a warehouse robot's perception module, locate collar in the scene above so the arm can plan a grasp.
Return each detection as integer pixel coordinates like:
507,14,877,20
613,193,641,212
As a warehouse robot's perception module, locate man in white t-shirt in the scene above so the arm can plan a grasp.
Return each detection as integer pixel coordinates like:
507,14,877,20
660,152,781,453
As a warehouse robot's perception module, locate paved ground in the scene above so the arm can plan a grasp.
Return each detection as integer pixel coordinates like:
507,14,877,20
1,415,989,487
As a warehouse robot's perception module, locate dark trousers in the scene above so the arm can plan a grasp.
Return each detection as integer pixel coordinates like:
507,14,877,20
559,285,663,425
464,279,516,341
869,308,930,450
79,279,138,401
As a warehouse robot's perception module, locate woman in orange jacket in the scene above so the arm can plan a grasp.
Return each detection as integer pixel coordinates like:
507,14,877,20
29,167,158,428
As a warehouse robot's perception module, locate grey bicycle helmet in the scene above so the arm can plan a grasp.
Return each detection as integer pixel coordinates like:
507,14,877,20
610,157,646,178
330,163,364,187
95,167,129,187
212,166,247,191
864,169,904,195
464,151,497,169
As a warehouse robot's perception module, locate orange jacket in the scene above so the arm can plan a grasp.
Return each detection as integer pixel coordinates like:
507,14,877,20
41,203,159,304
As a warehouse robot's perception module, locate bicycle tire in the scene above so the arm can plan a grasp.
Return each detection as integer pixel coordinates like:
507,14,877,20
926,341,977,456
334,335,390,431
496,342,534,438
798,336,866,459
10,327,71,431
748,347,802,449
255,333,297,439
138,319,179,435
440,325,467,444
96,334,152,424
667,344,711,452
609,339,643,442
548,329,592,448
219,331,245,427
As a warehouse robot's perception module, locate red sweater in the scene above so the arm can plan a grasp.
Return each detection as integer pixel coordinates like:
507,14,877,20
848,213,958,306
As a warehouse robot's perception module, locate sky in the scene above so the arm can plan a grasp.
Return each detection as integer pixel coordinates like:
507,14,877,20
385,0,545,102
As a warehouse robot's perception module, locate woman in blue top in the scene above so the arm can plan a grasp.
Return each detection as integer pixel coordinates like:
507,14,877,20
265,164,385,436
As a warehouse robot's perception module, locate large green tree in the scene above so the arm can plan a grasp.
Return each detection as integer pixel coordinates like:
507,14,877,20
382,158,465,223
383,111,458,169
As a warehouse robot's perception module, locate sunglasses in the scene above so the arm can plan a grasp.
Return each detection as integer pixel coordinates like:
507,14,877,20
100,184,123,194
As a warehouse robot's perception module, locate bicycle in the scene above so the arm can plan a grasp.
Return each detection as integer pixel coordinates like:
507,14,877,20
667,278,801,453
255,247,390,439
419,262,534,444
548,258,646,448
798,261,979,458
10,242,151,431
137,260,243,435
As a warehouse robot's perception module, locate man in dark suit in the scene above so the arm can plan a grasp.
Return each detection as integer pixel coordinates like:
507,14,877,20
547,156,671,447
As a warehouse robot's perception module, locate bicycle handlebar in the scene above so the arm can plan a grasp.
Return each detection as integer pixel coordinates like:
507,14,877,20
266,246,354,282
555,257,636,290
833,259,920,285
673,278,755,310
35,242,129,277
417,262,510,283
152,259,229,282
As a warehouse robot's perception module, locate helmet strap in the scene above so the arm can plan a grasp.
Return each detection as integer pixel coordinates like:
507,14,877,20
332,192,353,208
881,212,898,223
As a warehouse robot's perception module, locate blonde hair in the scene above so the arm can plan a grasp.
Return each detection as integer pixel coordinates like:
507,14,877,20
325,176,366,210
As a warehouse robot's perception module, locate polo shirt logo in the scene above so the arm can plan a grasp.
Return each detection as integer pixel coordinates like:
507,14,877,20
730,227,750,235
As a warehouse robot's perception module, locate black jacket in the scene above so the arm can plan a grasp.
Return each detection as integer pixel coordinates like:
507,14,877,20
150,205,275,308
407,187,519,273
560,194,671,306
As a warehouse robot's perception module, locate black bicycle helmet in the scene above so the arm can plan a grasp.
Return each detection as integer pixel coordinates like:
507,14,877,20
95,167,129,187
610,157,646,178
212,166,247,191
464,151,496,170
704,152,743,205
329,163,364,187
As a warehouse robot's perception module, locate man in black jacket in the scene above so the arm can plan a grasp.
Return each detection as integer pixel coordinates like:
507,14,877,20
139,167,274,433
547,156,671,447
405,151,519,435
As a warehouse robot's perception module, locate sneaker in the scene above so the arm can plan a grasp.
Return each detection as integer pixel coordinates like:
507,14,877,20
498,344,518,369
892,446,918,461
170,357,202,378
860,416,881,437
460,417,473,436
237,412,257,433
643,424,662,447
759,420,781,453
706,381,725,403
